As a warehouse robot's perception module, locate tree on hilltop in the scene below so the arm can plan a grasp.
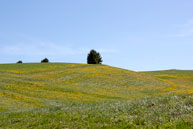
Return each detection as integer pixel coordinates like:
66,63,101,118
87,49,102,64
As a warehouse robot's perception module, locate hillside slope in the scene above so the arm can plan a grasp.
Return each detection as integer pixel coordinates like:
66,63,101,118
0,63,192,112
142,70,193,95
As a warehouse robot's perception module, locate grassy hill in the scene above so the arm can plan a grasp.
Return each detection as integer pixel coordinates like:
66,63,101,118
0,63,192,128
142,70,193,95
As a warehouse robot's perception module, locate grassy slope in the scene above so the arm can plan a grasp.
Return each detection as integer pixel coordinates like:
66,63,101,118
142,70,193,95
0,63,193,128
0,63,171,112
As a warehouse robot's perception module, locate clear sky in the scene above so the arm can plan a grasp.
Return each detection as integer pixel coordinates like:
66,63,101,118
0,0,193,71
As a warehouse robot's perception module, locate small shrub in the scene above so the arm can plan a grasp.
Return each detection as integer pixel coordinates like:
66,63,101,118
41,58,49,63
17,60,23,64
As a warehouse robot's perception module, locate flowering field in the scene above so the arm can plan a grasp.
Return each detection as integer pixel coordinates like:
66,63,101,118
142,70,193,95
0,63,192,128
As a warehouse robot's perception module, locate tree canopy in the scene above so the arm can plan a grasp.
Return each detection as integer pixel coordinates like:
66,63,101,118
87,49,102,64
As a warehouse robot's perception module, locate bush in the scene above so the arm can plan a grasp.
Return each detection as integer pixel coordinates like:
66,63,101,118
87,49,102,64
17,60,23,64
41,58,49,63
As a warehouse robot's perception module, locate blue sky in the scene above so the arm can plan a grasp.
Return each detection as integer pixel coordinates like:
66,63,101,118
0,0,193,71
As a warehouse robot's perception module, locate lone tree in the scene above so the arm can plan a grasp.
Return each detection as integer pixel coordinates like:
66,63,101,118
17,60,23,64
41,58,49,63
87,49,102,64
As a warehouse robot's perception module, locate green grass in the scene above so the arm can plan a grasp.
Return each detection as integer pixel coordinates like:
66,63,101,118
0,63,193,128
1,95,192,128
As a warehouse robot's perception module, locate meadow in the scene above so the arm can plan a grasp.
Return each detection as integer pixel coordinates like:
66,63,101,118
0,63,193,128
